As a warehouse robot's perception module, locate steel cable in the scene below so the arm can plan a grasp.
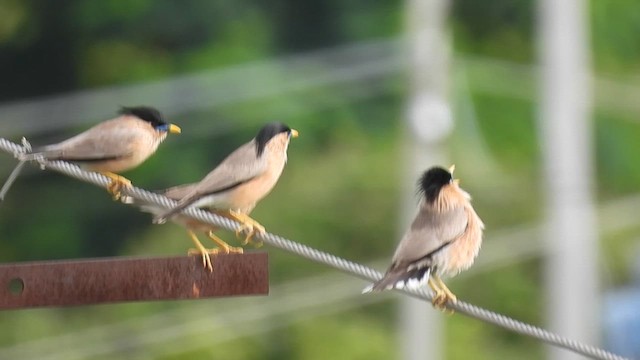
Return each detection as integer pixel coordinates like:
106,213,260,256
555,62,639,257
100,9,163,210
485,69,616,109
0,137,628,360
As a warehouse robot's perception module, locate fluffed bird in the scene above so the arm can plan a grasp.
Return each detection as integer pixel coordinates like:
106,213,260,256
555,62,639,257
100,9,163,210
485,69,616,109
121,182,245,272
363,165,484,310
152,122,298,270
2,106,180,200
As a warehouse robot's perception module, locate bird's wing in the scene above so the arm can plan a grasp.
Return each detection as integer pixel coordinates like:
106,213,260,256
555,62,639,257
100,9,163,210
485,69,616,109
120,183,199,216
392,204,468,266
190,141,267,198
154,141,267,222
162,183,199,200
366,205,468,292
39,125,148,162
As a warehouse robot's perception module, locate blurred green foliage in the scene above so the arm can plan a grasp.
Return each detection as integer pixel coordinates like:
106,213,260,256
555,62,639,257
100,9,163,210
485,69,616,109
0,1,639,359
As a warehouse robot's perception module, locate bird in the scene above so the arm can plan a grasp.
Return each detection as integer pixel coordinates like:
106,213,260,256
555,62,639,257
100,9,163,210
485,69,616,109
151,122,298,270
121,182,245,272
2,106,180,201
363,165,484,310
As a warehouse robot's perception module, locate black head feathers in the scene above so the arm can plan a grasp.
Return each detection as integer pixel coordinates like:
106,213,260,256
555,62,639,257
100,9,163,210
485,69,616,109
418,166,453,203
120,106,167,129
255,122,293,156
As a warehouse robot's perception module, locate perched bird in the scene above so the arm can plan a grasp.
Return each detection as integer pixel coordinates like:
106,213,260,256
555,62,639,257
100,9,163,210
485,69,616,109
2,106,180,200
152,122,298,270
363,165,484,310
121,182,245,272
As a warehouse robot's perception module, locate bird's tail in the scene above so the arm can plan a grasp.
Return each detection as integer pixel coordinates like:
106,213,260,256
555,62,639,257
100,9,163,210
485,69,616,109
362,266,431,293
17,148,66,162
119,193,151,209
119,194,137,205
153,199,191,224
18,152,43,161
119,195,166,216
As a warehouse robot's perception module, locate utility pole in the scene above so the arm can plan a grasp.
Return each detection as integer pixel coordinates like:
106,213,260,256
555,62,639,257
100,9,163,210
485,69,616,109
538,0,598,359
401,0,452,359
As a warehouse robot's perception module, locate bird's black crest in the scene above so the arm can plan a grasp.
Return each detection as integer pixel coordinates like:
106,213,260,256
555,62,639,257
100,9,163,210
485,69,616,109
119,106,167,129
418,166,453,203
255,122,292,156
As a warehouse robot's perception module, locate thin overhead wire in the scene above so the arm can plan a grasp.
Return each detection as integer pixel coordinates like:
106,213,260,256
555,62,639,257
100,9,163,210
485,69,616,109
0,39,401,137
2,38,640,139
0,138,629,360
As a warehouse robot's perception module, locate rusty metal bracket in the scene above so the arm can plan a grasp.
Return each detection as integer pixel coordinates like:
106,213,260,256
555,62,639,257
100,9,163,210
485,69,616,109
0,253,268,309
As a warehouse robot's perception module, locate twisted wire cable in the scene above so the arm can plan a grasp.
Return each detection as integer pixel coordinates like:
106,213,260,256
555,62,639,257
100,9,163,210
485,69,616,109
0,137,628,360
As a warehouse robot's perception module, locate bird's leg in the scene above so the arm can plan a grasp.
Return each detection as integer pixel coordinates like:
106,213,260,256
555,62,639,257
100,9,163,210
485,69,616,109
100,172,132,200
206,231,244,254
427,277,447,309
186,230,217,272
434,276,457,304
226,210,266,247
429,275,457,314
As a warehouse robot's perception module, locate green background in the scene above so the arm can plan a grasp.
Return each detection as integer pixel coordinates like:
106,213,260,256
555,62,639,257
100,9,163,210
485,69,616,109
0,1,639,359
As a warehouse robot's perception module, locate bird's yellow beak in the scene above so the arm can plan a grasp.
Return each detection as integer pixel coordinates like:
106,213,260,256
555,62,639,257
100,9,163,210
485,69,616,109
453,179,460,185
169,124,181,134
448,164,456,173
291,129,299,138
